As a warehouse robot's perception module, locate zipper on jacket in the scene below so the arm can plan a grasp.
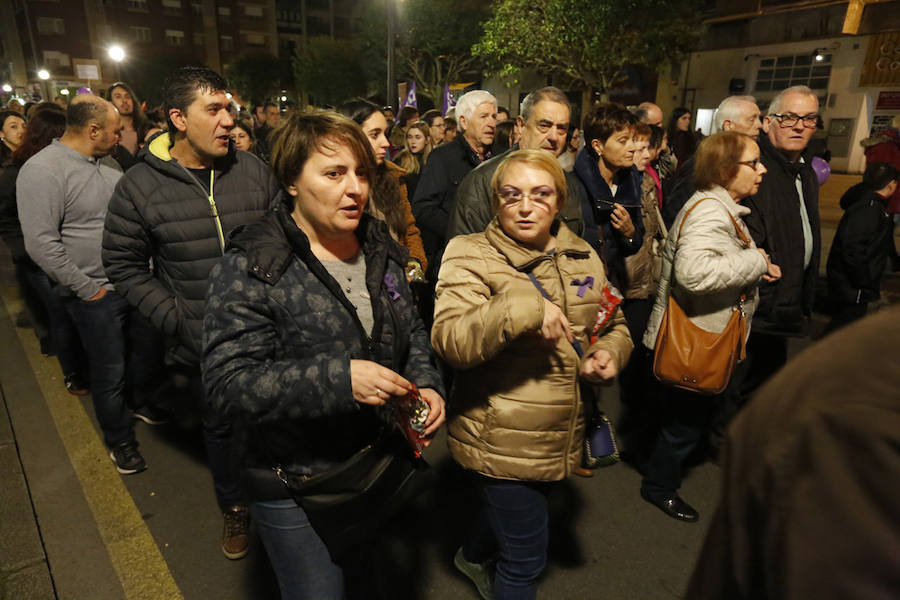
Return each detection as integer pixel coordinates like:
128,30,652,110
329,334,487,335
207,171,226,253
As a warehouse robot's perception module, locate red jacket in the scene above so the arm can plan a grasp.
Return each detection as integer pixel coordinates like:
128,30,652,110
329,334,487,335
862,127,900,213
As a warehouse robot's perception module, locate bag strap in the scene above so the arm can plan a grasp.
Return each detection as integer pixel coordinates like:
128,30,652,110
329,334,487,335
526,270,584,358
664,197,749,306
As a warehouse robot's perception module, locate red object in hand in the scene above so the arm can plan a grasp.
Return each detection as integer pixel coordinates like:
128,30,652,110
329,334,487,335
590,285,623,345
390,383,429,458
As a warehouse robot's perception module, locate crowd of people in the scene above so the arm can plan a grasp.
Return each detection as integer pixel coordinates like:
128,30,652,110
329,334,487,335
1,68,898,600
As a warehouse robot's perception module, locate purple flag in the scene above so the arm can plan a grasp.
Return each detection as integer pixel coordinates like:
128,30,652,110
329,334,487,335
399,81,417,110
441,84,455,116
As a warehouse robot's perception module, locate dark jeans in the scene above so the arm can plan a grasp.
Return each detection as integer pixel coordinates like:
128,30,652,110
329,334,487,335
65,291,153,447
21,265,84,378
182,370,244,510
251,499,344,600
641,386,717,499
464,475,552,600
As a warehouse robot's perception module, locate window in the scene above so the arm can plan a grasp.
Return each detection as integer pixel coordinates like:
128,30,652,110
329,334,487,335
127,0,148,10
191,3,202,16
165,29,185,46
162,0,182,15
755,54,832,92
42,50,70,69
217,6,231,16
244,4,263,18
245,33,265,47
131,26,151,42
220,35,233,51
37,17,65,34
193,32,204,45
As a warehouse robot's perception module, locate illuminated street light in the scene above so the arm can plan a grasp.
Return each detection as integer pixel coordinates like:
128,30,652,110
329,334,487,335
280,95,287,102
2,84,11,93
38,69,50,80
60,88,70,95
108,45,126,62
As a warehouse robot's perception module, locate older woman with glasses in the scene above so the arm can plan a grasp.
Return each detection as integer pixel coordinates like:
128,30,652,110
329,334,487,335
640,131,781,523
432,149,633,599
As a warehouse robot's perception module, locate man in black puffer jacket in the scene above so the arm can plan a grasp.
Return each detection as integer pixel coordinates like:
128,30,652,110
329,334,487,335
102,66,281,561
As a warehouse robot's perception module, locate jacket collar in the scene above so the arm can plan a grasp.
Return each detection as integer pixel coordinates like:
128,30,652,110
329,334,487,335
699,185,752,218
483,217,591,271
573,148,641,208
227,200,406,285
141,130,237,184
757,132,813,177
455,132,491,167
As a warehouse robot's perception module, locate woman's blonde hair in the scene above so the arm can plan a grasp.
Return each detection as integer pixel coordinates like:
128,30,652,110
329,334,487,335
490,149,567,213
393,121,432,174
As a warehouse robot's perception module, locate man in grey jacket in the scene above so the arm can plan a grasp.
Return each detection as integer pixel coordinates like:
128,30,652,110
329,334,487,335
18,94,158,475
102,66,281,560
447,87,584,239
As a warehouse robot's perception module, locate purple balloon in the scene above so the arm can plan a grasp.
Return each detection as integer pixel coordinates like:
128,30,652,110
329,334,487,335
76,87,92,95
811,156,830,186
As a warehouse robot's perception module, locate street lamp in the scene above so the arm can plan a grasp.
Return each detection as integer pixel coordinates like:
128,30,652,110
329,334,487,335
60,88,70,95
2,84,11,93
108,45,125,62
38,69,50,80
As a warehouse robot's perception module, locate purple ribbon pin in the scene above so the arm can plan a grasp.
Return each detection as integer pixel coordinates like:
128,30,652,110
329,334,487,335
384,273,401,300
571,276,594,298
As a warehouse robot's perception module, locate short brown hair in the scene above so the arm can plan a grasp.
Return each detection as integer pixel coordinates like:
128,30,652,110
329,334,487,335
269,110,376,202
490,149,567,213
633,122,651,139
691,131,750,191
582,103,638,158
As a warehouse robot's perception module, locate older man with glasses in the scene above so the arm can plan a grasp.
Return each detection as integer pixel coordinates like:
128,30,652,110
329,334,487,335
730,85,822,417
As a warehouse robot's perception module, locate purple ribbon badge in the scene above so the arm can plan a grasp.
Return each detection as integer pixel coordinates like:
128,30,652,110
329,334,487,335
384,273,401,300
571,276,594,298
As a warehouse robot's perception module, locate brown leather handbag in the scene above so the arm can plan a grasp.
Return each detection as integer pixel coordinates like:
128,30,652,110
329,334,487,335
652,198,751,395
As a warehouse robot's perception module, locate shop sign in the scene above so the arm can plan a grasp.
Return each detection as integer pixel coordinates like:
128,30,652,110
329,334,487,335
860,32,900,87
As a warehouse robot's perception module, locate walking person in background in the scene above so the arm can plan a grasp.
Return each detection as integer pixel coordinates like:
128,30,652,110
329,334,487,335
229,120,259,156
433,150,632,600
825,162,898,333
1,110,26,163
640,131,780,522
103,66,282,560
391,120,432,201
203,111,445,599
0,104,88,394
667,107,696,165
18,94,162,476
338,100,428,279
422,109,446,147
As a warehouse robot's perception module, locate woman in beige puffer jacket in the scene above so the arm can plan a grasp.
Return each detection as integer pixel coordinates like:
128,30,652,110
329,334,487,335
431,149,632,600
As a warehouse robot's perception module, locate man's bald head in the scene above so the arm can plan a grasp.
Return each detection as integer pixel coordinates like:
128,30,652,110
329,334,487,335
637,102,663,127
65,94,120,157
67,94,114,131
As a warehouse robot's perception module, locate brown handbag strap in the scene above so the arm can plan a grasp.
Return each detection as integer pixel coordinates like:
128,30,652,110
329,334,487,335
668,196,750,305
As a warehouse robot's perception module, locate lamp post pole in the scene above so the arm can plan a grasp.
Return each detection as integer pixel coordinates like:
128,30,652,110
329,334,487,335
386,0,394,108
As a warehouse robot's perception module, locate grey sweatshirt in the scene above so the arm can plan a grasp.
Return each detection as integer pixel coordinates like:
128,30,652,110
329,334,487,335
17,139,123,300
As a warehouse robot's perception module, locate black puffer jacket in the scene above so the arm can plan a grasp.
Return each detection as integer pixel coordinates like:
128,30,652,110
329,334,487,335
826,183,894,305
202,206,443,488
411,133,488,268
102,131,281,366
742,135,821,337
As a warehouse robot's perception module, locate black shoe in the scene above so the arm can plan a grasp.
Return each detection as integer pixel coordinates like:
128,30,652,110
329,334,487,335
64,374,89,397
640,489,699,522
39,336,56,356
109,440,147,475
133,405,171,425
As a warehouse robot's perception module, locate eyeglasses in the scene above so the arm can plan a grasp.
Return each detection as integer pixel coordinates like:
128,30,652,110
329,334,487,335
770,113,818,128
498,186,556,207
738,158,762,170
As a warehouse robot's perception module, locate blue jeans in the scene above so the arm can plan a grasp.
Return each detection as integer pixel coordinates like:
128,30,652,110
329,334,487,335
464,475,551,600
251,499,344,600
21,265,83,378
65,291,157,447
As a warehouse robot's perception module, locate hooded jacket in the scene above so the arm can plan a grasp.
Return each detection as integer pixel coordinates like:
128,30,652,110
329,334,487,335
202,206,443,485
861,127,900,214
573,148,644,293
432,219,633,482
102,131,281,366
741,134,820,337
826,182,894,305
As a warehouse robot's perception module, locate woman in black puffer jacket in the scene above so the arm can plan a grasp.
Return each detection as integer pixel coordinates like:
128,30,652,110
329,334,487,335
202,111,445,600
